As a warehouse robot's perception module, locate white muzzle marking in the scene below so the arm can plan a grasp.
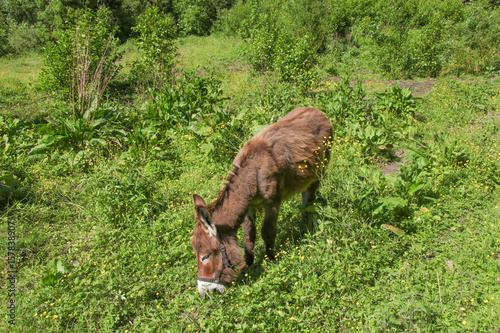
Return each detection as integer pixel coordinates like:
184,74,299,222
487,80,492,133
197,280,225,297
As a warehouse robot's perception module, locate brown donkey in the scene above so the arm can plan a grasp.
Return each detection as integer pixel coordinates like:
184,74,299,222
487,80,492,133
191,107,332,297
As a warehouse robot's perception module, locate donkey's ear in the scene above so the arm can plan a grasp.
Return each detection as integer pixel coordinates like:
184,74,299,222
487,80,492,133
196,206,218,238
193,194,217,238
192,193,207,207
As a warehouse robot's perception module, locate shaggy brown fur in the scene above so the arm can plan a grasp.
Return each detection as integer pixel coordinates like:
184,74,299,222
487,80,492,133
191,107,332,285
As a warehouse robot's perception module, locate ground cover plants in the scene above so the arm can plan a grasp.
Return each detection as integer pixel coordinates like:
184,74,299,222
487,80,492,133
1,1,500,332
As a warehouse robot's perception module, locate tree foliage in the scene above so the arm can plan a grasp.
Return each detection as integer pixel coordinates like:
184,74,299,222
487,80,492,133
1,0,499,77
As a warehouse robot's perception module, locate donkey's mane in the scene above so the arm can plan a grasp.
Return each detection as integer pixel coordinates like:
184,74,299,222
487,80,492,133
208,164,240,213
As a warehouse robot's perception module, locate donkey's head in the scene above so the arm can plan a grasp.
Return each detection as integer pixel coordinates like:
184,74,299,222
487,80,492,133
191,194,241,297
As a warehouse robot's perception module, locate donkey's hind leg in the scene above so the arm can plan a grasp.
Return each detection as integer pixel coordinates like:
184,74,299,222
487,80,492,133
261,200,281,261
301,180,321,221
240,208,256,271
302,180,320,206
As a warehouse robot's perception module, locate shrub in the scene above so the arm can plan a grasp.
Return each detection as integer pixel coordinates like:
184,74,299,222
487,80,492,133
28,103,127,161
273,34,317,89
174,0,217,36
0,13,10,56
319,79,417,159
39,8,122,121
410,16,444,77
239,0,322,88
214,0,251,35
6,20,42,54
445,4,500,75
131,6,177,95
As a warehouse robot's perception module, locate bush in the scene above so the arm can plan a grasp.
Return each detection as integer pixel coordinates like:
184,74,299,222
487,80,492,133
174,0,217,36
39,8,122,120
130,6,177,95
410,16,444,77
213,0,251,35
5,19,42,54
237,0,324,88
0,13,10,56
318,79,417,159
357,2,449,78
444,4,500,75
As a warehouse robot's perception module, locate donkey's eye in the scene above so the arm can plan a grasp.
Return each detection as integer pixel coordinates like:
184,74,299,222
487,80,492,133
201,253,212,264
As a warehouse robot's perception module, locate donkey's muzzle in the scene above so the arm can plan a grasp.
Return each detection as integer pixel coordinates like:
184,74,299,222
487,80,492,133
197,280,225,298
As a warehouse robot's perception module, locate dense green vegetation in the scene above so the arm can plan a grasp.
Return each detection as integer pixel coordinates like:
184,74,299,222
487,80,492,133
1,0,500,332
1,0,500,77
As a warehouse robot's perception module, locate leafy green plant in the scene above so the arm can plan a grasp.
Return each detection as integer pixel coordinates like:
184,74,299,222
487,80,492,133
375,134,469,217
124,120,162,161
28,105,126,160
0,116,20,155
319,78,413,159
319,78,368,129
0,172,23,206
351,122,395,158
375,84,417,118
143,73,226,128
41,259,66,287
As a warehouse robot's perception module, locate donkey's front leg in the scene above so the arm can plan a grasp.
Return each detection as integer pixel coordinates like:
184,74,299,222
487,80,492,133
240,208,256,271
261,200,281,261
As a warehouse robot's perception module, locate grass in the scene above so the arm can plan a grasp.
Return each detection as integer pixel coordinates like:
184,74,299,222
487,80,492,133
0,52,43,88
1,35,500,332
177,34,247,73
0,53,55,120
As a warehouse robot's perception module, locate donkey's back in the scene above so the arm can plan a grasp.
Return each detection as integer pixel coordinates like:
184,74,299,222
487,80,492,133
233,107,333,206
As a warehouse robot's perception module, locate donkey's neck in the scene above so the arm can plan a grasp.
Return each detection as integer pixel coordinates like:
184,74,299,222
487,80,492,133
210,165,257,230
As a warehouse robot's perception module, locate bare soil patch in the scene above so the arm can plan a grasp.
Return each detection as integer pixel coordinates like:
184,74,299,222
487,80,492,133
378,148,405,175
396,80,438,96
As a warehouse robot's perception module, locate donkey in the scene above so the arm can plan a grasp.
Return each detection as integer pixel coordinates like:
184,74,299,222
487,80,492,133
191,107,332,297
